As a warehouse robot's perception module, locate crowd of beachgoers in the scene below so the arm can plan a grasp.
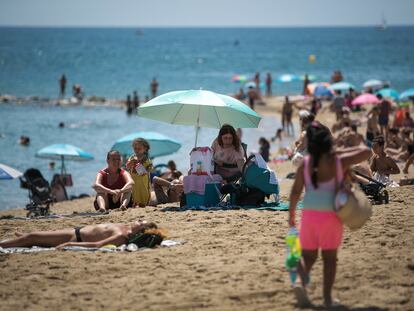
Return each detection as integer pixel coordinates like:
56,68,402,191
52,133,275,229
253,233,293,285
0,69,413,310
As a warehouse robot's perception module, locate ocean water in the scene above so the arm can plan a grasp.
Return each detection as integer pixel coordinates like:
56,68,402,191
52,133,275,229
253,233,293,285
1,27,414,209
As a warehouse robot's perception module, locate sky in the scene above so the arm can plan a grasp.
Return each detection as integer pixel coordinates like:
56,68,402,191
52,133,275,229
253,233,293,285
0,0,413,27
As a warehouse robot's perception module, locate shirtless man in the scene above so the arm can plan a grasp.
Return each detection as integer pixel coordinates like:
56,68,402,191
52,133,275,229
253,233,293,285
370,136,400,177
366,107,380,145
0,220,159,249
337,125,365,148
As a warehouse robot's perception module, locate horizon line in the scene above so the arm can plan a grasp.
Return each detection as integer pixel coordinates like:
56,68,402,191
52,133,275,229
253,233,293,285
0,24,414,29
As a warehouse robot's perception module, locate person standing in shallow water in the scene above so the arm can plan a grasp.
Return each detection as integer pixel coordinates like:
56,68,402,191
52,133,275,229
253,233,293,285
59,74,67,98
265,72,272,96
126,95,133,115
288,121,371,308
150,78,159,98
133,91,140,113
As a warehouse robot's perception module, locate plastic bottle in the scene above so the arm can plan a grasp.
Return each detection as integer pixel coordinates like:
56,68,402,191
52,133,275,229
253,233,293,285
196,161,203,173
285,227,302,284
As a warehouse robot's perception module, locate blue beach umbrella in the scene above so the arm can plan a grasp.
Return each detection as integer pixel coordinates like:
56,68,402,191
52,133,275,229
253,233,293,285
399,88,414,100
138,90,261,146
329,82,356,92
377,88,399,101
313,85,333,97
111,132,181,159
0,163,23,180
36,144,94,174
276,74,300,83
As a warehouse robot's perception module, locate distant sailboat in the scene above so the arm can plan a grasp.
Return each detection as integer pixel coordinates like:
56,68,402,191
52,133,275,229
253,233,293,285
376,13,387,31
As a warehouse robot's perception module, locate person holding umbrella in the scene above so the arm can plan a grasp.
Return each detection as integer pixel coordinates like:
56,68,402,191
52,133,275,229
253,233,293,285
93,150,134,212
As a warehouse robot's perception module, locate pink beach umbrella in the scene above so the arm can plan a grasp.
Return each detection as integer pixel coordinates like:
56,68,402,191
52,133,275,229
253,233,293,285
352,93,380,106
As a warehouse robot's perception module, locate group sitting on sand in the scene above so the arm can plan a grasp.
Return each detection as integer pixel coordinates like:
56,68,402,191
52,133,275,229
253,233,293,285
92,123,249,212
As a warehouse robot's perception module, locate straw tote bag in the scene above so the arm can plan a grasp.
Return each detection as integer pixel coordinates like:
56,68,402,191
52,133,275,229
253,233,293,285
334,160,372,230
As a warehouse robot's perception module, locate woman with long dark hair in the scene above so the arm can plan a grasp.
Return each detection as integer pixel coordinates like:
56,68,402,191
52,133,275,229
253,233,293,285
288,121,371,308
211,124,245,183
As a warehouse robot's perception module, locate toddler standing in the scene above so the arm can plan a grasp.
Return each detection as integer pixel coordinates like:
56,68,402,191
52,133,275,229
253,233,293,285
126,138,153,207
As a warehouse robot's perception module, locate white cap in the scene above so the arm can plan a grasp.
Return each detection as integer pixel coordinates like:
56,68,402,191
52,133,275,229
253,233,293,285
299,110,310,119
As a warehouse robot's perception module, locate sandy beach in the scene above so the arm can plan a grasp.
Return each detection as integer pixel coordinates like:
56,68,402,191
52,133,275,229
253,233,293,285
1,97,413,311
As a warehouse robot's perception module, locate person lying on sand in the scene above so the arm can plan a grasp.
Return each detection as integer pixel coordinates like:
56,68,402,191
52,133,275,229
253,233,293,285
0,220,164,249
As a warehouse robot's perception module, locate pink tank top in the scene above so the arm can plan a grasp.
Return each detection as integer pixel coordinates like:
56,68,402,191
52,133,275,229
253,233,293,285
304,155,343,191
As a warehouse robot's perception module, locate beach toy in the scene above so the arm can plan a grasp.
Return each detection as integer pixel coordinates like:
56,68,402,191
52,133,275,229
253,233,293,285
308,54,316,63
101,244,117,249
285,227,302,284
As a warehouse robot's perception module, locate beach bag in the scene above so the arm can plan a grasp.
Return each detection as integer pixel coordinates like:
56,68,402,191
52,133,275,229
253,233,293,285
56,174,73,187
334,163,372,230
190,147,214,176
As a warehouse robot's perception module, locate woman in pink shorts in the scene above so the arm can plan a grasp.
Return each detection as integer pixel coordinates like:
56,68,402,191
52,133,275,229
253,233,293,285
288,121,371,308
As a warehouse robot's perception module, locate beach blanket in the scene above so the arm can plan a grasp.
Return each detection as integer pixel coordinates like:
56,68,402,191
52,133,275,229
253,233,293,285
0,240,183,254
0,212,109,221
161,201,303,212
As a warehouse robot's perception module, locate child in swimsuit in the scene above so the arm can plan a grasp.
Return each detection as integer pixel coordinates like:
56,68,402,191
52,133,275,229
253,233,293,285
126,138,153,207
288,121,371,308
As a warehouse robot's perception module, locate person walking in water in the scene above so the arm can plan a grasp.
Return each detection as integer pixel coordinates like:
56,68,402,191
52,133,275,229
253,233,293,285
59,74,67,98
288,121,371,308
265,72,272,96
150,78,159,98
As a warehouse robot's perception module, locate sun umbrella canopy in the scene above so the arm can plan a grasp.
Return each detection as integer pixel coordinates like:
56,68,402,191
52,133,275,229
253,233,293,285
111,132,181,158
138,90,261,129
276,74,300,83
300,75,316,81
363,79,384,90
0,163,23,180
313,85,333,97
36,144,94,161
329,82,356,92
351,94,380,106
377,88,399,101
138,90,261,146
399,88,414,100
231,75,248,83
307,82,330,94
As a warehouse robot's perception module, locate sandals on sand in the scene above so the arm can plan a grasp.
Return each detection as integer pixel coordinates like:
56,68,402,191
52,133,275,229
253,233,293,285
293,285,312,308
324,298,342,309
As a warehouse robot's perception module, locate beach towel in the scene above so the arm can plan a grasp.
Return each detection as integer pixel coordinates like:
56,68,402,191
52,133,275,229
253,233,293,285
0,212,109,221
161,201,303,212
0,240,183,254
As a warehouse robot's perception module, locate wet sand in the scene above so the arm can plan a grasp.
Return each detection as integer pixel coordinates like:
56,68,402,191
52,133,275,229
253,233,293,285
0,96,413,310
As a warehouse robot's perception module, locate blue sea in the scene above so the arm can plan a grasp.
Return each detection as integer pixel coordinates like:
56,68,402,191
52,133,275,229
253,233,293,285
1,27,414,210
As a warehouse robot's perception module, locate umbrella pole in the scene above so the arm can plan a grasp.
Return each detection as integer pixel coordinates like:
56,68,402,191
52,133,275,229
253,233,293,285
194,107,200,148
195,126,199,148
61,155,66,175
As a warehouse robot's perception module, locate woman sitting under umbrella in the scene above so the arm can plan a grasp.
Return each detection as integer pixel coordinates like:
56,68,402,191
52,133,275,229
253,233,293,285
211,124,245,183
93,150,134,212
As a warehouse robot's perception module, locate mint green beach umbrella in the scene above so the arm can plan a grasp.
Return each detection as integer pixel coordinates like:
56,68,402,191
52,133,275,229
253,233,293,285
399,88,414,101
377,88,399,101
138,90,262,146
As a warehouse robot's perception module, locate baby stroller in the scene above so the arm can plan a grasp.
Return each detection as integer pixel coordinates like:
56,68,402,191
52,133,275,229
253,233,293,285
354,171,389,205
20,168,53,217
221,154,280,206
